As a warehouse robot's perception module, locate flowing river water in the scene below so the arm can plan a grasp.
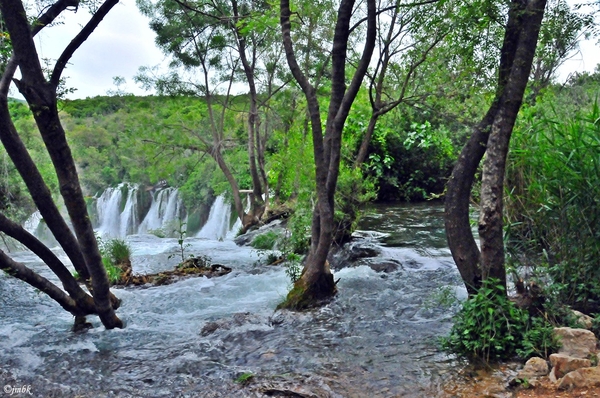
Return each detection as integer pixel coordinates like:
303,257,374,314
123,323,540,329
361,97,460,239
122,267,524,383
0,203,510,397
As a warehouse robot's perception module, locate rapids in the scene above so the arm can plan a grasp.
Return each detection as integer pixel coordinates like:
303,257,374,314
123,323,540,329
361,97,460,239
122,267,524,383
0,203,471,397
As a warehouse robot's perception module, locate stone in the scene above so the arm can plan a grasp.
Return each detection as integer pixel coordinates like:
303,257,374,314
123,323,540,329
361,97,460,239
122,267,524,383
558,366,600,390
549,353,591,379
368,260,401,273
572,310,594,330
554,327,597,358
516,357,549,380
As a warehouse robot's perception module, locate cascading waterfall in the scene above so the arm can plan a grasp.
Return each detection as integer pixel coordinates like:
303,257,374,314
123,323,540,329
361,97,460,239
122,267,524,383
96,185,125,237
22,185,238,241
196,194,232,240
138,187,183,235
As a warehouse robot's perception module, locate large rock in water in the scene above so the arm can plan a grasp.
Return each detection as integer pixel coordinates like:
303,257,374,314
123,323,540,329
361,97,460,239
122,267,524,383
554,327,597,358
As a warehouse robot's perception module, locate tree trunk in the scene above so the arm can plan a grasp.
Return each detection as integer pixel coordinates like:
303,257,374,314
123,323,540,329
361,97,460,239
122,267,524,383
1,0,123,329
279,0,376,309
445,0,548,294
478,0,547,286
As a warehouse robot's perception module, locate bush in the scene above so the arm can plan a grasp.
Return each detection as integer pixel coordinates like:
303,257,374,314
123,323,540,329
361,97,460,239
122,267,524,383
250,231,280,250
96,236,132,284
442,279,529,362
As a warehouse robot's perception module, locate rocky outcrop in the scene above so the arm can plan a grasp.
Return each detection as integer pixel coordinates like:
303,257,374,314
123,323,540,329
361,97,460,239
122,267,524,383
516,327,600,392
548,353,591,380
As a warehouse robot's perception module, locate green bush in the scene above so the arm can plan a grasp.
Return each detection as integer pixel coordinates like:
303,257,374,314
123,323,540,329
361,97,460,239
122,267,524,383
442,279,563,362
442,279,529,362
250,231,280,250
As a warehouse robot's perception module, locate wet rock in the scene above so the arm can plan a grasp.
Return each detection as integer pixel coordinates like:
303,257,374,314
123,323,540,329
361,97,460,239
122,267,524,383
234,219,285,246
554,327,597,358
368,260,401,273
549,353,591,379
557,366,600,390
348,243,381,261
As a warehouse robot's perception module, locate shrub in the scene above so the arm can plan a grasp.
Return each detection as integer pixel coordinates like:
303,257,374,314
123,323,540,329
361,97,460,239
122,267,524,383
442,279,529,362
250,231,280,250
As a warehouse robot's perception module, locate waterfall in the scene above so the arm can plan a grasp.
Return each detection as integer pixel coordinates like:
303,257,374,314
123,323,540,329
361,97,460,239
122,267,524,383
96,185,124,237
23,185,188,240
196,194,232,240
138,187,183,235
23,211,43,235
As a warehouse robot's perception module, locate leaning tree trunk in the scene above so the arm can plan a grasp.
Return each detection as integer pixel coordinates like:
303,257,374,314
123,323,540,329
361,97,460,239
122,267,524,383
445,0,548,294
278,0,376,309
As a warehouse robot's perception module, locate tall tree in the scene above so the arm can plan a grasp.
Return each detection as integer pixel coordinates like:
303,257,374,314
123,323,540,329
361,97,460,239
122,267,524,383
0,0,123,329
137,0,284,232
278,0,376,309
445,0,547,295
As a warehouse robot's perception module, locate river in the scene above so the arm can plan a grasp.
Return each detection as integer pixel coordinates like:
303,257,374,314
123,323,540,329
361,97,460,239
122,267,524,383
0,202,478,397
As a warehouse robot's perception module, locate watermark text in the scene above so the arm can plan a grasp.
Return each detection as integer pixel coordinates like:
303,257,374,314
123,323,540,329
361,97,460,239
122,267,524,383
3,385,32,396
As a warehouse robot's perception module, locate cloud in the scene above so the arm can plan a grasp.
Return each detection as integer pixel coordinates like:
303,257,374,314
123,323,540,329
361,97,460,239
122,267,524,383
33,0,166,99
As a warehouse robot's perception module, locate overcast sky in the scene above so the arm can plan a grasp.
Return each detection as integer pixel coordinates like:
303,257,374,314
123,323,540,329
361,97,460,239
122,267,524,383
27,0,166,99
14,0,600,100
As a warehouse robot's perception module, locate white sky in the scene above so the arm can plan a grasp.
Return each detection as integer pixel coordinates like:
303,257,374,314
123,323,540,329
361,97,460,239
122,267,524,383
27,0,166,99
11,0,600,100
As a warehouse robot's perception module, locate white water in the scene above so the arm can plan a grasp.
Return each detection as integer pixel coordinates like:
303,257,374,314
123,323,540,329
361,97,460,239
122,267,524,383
5,203,467,396
196,194,232,240
137,187,183,235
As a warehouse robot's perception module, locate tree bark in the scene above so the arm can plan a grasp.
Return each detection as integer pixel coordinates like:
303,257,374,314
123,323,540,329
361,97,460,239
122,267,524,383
0,213,97,313
479,0,547,286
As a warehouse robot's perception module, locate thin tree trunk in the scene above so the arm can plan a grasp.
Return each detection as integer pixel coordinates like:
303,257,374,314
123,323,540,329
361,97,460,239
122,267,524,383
279,0,376,309
2,0,123,328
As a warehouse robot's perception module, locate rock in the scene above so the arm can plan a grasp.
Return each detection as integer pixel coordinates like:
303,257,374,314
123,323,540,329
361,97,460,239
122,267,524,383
368,260,401,273
549,353,591,379
572,310,594,330
554,327,597,358
348,243,381,261
516,357,549,380
558,366,600,390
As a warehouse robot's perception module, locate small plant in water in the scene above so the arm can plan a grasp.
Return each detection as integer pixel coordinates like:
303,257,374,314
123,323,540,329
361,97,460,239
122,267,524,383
168,218,192,263
234,372,254,385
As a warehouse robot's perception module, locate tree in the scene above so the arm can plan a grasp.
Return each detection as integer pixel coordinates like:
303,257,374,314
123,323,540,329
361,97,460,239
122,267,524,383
444,0,547,295
278,0,376,309
0,0,123,329
137,0,284,232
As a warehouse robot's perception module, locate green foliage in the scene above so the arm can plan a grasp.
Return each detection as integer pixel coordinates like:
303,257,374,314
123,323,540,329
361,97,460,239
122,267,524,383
234,372,254,384
442,279,529,362
250,231,280,250
360,111,458,201
96,236,132,284
517,317,561,359
167,218,192,263
102,257,123,285
506,96,600,311
284,252,303,284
